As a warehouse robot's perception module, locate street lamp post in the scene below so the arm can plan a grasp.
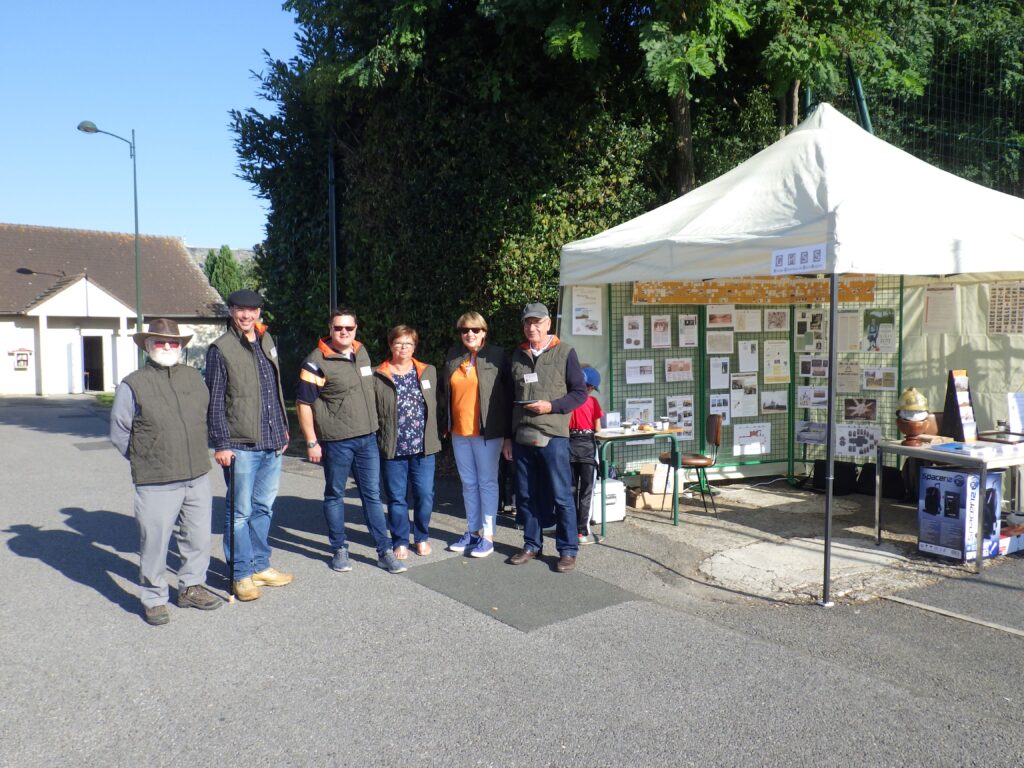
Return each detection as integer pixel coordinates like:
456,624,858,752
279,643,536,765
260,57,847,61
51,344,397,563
77,120,144,367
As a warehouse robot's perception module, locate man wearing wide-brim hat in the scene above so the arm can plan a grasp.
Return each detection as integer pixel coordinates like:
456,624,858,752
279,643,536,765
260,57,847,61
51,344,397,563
205,289,292,601
110,318,222,625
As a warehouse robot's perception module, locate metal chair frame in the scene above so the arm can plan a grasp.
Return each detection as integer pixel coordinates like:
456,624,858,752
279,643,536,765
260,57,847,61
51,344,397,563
661,414,722,518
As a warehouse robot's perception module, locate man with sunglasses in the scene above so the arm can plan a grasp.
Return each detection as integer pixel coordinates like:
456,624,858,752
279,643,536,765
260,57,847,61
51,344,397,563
111,319,221,624
206,289,293,602
296,310,406,575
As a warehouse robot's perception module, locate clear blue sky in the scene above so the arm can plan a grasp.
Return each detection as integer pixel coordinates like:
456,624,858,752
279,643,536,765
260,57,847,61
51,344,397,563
1,2,299,250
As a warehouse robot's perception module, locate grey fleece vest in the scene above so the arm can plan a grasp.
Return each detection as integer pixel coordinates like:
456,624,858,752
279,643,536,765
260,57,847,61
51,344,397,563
124,363,211,485
210,326,286,444
304,342,379,441
510,341,572,437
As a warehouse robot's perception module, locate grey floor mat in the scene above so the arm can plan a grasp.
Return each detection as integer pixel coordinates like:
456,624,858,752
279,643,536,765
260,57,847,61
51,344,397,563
406,548,639,632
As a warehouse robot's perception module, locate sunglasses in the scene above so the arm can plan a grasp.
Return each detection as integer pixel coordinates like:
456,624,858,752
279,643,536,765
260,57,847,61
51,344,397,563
459,328,483,335
150,340,181,349
332,325,356,332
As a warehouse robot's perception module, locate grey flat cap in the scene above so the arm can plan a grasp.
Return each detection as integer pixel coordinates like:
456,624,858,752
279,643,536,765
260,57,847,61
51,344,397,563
520,302,550,322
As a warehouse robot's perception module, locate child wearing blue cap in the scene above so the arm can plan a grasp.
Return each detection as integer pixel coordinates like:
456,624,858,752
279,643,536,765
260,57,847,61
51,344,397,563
568,366,604,544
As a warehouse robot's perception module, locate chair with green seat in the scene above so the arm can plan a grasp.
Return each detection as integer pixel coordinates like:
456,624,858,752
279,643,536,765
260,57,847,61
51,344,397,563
658,413,723,517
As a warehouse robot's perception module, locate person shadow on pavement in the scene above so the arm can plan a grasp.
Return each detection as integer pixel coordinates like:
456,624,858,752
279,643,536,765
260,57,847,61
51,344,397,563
206,492,394,577
4,507,140,615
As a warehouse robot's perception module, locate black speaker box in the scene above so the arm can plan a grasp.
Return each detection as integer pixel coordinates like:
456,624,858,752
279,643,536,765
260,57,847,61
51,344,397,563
812,460,859,495
855,462,907,500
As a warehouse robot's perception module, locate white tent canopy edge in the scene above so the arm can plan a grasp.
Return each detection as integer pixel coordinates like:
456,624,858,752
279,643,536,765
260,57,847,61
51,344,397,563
560,103,1024,286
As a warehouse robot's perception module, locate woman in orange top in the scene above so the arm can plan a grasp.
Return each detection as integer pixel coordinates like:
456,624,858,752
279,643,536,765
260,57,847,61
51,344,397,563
438,312,512,558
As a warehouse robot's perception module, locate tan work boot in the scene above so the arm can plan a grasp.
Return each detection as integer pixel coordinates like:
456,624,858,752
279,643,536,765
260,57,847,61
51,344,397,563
233,576,261,601
251,568,294,587
177,585,222,610
144,604,170,625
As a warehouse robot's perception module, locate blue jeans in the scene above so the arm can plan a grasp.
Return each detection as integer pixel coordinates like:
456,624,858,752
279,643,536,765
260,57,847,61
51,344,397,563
381,452,435,546
514,436,578,556
451,435,503,536
322,434,391,555
223,449,281,580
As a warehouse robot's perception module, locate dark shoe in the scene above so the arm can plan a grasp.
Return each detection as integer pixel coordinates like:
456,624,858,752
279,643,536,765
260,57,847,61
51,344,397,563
177,585,222,610
144,604,170,626
556,555,577,573
377,550,408,574
509,548,538,565
331,547,352,572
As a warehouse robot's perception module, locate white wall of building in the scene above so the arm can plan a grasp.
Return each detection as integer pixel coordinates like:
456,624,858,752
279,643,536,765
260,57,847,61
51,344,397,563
1,277,228,395
0,317,38,395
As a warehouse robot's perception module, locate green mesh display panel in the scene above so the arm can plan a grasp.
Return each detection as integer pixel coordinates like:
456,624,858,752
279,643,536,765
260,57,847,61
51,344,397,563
796,275,904,471
606,283,702,472
604,277,905,477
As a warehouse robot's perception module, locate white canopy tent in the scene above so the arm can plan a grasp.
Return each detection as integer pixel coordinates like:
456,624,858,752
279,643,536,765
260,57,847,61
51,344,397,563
560,103,1024,603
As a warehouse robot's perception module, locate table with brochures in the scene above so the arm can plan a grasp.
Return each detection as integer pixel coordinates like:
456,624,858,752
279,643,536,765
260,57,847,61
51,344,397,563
874,438,1024,571
594,428,684,538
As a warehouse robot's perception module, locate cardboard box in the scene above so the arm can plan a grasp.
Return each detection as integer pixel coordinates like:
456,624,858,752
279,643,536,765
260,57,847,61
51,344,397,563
589,479,626,524
917,467,1002,561
638,491,679,510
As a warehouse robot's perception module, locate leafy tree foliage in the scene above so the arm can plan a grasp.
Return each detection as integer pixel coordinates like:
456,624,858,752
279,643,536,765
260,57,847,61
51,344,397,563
203,245,249,301
232,0,1022,390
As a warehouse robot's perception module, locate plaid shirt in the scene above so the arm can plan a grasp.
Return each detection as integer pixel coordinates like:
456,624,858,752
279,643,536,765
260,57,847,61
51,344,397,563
206,339,288,452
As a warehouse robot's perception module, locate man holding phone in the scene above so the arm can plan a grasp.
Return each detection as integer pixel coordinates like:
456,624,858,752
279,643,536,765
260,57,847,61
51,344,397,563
503,302,587,572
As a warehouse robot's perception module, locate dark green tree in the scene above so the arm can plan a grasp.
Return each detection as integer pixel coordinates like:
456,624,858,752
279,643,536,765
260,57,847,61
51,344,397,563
203,245,247,301
232,0,1021,388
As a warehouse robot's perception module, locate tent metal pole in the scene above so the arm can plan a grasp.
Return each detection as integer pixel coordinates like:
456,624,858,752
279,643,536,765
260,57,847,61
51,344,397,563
819,273,840,607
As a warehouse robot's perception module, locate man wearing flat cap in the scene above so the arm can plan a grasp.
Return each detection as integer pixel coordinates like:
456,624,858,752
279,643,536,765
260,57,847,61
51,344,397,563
502,302,588,572
110,319,221,625
206,288,293,601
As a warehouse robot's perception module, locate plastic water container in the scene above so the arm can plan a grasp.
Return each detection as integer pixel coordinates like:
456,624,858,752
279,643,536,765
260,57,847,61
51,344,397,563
589,479,626,524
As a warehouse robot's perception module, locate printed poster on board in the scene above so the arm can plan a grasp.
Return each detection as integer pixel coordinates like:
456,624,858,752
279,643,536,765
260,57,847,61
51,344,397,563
571,286,602,336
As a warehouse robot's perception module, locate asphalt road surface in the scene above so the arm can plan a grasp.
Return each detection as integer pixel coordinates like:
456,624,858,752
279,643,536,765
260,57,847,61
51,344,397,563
3,396,1023,767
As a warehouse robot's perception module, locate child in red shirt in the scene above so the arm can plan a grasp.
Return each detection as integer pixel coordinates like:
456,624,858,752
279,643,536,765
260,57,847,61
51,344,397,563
569,367,604,543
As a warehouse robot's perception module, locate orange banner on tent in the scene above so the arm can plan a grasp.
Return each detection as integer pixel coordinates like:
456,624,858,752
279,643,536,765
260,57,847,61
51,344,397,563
631,276,878,305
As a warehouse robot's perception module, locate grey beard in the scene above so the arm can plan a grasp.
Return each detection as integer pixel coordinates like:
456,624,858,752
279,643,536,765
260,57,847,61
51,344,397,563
148,349,181,368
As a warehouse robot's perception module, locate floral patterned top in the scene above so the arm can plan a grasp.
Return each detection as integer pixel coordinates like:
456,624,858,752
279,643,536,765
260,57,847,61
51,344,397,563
393,369,426,457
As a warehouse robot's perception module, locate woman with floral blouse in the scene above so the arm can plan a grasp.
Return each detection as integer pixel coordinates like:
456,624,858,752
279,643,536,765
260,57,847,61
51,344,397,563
374,325,441,559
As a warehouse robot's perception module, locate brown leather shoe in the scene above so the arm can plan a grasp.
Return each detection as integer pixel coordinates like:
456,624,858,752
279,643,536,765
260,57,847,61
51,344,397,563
233,577,261,601
556,555,577,573
177,585,222,610
251,568,293,587
509,548,538,565
144,604,170,625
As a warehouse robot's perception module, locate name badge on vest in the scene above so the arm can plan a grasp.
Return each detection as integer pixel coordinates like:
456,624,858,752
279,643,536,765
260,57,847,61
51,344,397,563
523,372,539,384
270,346,278,359
420,380,431,390
360,366,372,377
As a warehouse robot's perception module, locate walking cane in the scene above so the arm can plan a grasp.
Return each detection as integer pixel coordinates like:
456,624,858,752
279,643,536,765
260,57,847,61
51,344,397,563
227,455,236,603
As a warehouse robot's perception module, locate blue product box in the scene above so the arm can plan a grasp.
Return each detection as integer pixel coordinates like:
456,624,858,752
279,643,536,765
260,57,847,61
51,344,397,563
917,466,1002,561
